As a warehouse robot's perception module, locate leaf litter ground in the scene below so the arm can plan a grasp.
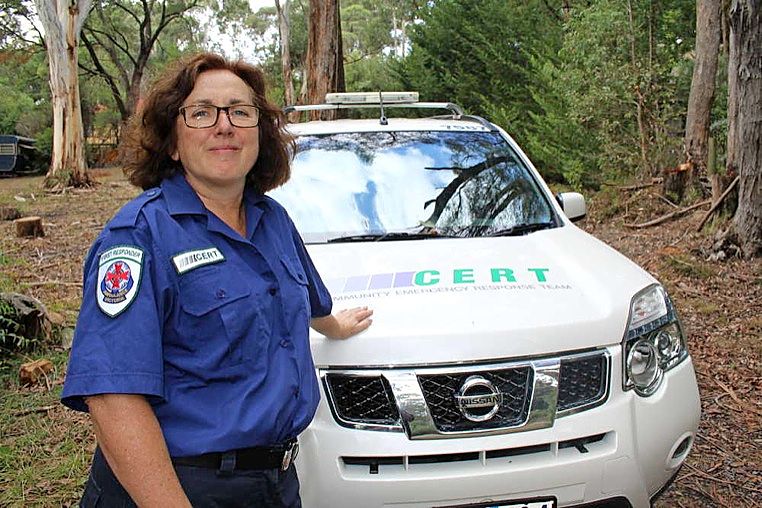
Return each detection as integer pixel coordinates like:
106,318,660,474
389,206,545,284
0,171,759,506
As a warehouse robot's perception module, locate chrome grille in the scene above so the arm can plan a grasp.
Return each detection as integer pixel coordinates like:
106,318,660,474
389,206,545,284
322,350,609,438
418,368,531,431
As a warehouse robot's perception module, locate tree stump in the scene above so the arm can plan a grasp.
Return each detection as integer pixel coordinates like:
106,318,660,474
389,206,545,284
0,292,52,343
14,216,44,237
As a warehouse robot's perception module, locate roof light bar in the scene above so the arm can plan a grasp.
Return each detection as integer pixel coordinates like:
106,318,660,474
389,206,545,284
325,92,419,105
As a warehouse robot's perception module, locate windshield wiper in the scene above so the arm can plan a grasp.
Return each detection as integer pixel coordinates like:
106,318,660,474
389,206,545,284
487,221,556,237
327,231,456,243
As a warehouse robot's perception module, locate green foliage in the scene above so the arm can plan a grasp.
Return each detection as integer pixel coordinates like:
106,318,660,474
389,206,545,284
80,0,206,122
0,48,52,165
524,0,697,186
394,0,702,188
0,298,30,354
0,0,722,193
397,0,563,175
345,55,404,94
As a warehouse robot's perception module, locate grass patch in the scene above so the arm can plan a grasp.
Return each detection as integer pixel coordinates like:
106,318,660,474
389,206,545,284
665,255,714,279
590,186,623,220
693,300,721,316
0,348,91,507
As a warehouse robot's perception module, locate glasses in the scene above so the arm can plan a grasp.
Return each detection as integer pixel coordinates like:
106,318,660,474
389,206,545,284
179,104,260,129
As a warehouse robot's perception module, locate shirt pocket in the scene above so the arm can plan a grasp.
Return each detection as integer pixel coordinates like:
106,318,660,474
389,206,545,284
177,268,256,368
280,256,311,319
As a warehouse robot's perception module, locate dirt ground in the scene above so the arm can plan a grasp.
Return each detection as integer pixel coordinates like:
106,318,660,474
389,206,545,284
0,170,760,507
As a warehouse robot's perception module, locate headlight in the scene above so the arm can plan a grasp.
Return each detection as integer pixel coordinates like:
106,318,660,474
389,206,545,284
624,285,688,396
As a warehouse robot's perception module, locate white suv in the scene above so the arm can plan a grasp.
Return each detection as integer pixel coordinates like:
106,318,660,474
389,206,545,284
272,93,700,508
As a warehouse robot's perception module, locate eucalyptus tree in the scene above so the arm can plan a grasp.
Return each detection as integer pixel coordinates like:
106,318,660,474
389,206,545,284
263,0,415,115
79,0,201,125
665,0,722,202
727,0,761,257
302,0,345,119
34,0,93,188
274,0,296,110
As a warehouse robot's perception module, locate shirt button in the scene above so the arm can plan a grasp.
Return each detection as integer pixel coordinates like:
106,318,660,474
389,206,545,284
268,287,277,296
293,388,300,398
280,339,290,348
216,289,226,299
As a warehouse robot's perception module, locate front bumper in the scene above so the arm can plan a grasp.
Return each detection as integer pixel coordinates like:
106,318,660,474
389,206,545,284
295,351,700,508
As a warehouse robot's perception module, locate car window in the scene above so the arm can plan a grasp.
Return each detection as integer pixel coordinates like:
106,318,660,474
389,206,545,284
269,130,555,243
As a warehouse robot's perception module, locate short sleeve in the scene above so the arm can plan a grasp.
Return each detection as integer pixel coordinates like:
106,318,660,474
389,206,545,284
290,221,333,318
61,220,169,412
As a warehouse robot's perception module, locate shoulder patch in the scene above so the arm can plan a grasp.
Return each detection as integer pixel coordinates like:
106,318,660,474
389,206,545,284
109,188,162,229
172,247,225,274
97,245,144,317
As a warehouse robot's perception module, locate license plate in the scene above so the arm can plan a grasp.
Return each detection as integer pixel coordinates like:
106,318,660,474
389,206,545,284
437,498,557,508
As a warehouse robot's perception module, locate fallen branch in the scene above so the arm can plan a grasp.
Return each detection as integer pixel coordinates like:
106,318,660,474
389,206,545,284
603,178,662,191
13,405,56,417
21,280,83,288
695,176,740,232
656,194,680,209
624,200,711,229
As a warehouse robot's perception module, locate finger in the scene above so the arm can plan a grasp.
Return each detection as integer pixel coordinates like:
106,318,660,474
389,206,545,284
346,307,373,317
353,308,373,320
353,318,373,333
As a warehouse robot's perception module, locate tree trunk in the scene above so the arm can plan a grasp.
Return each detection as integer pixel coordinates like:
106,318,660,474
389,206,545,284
303,0,345,120
627,0,654,176
728,0,761,258
35,0,93,189
275,0,297,122
676,0,722,202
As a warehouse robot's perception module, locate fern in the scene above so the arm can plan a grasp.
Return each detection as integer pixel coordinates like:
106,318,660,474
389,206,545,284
0,299,31,353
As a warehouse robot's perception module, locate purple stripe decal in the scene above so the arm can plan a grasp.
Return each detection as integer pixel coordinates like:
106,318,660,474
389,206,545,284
344,275,370,292
368,273,394,290
393,271,416,288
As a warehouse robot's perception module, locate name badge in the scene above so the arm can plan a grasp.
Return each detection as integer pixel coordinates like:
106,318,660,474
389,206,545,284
172,247,225,274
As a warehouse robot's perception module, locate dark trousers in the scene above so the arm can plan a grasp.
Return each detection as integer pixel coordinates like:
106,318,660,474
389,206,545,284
80,447,302,508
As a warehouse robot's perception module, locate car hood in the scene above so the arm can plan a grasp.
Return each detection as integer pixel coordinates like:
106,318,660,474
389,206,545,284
306,225,656,367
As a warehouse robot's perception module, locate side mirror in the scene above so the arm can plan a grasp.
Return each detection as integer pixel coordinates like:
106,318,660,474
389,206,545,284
556,192,586,222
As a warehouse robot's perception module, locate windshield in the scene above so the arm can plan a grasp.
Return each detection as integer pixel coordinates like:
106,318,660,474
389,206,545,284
269,130,556,243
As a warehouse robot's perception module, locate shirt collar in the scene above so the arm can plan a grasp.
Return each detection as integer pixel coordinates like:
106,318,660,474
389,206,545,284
161,172,268,217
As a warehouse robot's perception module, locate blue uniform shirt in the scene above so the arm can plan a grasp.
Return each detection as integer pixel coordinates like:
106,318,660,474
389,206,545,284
62,173,332,457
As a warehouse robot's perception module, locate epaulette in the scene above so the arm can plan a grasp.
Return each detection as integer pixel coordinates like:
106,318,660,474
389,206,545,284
108,187,163,229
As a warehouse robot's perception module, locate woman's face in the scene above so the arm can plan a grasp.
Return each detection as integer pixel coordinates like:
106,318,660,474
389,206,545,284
172,69,260,193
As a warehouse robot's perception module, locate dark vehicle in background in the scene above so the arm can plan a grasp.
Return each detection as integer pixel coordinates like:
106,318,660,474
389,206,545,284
0,135,45,176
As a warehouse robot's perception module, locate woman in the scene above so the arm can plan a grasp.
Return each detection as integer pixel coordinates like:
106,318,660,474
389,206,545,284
61,52,373,507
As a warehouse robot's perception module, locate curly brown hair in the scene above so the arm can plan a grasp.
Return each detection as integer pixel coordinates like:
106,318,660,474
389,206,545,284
121,52,293,193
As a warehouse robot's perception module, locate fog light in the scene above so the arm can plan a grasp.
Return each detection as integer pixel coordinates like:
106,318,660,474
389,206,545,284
627,339,662,395
672,436,691,459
